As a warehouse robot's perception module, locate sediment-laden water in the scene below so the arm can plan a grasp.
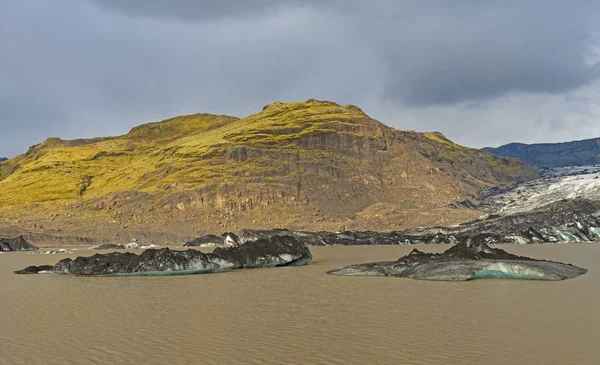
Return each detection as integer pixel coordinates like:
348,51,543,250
1,244,599,365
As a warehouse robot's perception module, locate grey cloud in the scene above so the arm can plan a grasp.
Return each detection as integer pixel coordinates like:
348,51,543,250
0,0,376,157
2,0,600,157
54,2,600,100
85,0,333,21
358,1,600,105
86,1,600,105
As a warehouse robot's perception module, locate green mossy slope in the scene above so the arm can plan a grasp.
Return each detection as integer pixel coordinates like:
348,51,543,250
0,100,538,239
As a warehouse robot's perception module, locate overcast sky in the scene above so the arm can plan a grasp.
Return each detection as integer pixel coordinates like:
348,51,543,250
2,0,600,158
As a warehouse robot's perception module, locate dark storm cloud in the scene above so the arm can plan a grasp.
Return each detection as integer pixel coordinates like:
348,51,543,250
373,1,600,105
86,0,600,104
2,0,600,158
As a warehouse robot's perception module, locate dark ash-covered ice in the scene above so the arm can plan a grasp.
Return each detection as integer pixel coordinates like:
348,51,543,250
327,237,587,281
15,235,312,276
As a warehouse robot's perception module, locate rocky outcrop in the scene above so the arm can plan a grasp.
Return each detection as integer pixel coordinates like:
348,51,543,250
327,238,587,281
0,235,38,251
15,235,312,276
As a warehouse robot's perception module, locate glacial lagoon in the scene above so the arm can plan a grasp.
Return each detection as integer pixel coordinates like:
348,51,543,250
1,244,599,365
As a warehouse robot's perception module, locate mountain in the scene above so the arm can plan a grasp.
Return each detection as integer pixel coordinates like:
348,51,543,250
483,138,600,167
0,100,538,244
0,157,7,162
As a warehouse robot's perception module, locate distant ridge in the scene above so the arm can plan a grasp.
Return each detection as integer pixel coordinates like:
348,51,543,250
483,138,600,168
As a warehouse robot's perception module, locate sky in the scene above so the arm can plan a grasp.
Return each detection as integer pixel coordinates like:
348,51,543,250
2,0,600,158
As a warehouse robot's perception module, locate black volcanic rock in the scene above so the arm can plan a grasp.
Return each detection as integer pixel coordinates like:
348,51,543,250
483,138,600,167
16,235,312,276
327,238,587,281
0,235,39,251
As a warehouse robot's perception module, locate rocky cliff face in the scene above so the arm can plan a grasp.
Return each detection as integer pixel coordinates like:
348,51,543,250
483,138,600,167
0,100,537,244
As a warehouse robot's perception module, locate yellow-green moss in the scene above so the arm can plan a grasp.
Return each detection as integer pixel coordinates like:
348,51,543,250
0,100,533,207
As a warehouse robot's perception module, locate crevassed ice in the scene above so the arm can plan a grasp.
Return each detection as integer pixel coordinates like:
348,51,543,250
505,235,529,244
558,231,580,242
588,227,600,238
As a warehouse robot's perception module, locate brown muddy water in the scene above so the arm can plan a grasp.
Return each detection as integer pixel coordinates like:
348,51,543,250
1,244,599,365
